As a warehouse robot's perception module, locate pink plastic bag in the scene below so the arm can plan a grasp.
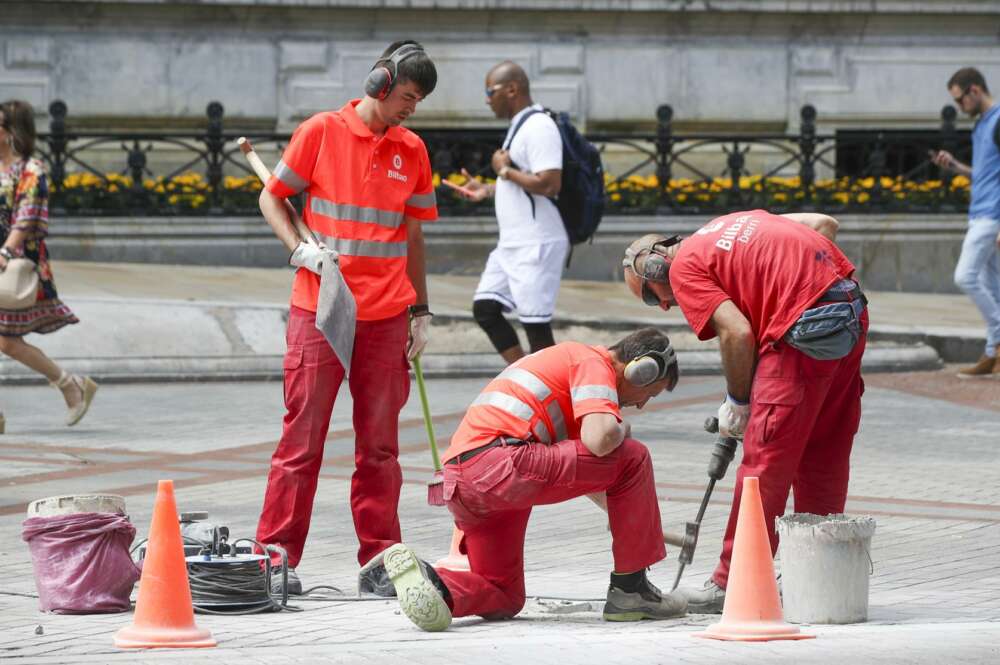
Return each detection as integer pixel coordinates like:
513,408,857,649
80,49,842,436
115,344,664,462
22,512,141,614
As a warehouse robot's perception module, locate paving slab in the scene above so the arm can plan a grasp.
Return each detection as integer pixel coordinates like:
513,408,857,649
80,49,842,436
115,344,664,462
0,369,998,663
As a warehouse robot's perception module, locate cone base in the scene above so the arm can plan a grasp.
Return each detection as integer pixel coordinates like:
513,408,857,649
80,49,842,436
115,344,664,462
114,624,216,649
695,620,815,642
434,553,470,572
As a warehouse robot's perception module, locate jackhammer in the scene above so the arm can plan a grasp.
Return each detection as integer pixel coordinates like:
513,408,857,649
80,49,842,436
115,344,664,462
668,417,740,591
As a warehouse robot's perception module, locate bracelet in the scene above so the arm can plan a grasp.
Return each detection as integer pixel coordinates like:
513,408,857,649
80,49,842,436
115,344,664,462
409,304,433,317
0,247,14,260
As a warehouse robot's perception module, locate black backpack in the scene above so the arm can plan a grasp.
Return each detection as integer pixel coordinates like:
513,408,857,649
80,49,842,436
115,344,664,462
504,108,606,245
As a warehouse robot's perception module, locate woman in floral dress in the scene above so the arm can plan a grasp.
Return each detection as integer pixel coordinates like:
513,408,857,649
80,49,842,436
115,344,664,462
0,100,97,431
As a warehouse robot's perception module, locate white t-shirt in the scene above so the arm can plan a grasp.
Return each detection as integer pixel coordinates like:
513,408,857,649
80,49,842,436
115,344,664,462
495,104,567,248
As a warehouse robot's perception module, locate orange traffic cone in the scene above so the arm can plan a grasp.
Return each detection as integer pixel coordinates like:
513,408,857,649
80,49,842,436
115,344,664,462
434,526,470,571
114,480,216,649
695,477,813,642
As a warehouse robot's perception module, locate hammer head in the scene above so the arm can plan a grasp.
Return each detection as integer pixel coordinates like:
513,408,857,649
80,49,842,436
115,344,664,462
677,521,700,565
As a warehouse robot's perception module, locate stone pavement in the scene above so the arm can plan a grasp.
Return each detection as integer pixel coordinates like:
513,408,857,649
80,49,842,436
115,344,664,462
1,370,999,663
0,261,986,383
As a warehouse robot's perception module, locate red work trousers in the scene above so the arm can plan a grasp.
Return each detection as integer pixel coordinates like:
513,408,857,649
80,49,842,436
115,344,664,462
256,306,411,568
436,437,666,620
712,313,868,588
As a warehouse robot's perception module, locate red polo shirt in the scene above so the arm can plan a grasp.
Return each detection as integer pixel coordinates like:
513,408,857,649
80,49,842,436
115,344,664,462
669,209,856,351
445,342,622,462
267,100,438,320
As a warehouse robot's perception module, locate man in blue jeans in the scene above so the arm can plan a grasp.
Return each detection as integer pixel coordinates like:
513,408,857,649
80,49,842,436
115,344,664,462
932,67,1000,377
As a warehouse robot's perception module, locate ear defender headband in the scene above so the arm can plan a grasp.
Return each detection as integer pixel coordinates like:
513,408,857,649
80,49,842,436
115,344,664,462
622,235,681,306
623,345,679,388
364,44,425,100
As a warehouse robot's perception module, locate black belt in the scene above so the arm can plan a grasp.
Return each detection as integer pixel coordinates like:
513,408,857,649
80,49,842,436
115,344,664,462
445,437,528,465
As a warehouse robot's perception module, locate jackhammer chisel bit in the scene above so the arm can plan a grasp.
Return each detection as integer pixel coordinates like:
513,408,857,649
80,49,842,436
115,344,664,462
670,417,739,591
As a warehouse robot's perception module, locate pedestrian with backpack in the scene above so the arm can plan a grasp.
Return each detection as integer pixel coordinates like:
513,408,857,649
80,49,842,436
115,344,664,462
446,61,568,364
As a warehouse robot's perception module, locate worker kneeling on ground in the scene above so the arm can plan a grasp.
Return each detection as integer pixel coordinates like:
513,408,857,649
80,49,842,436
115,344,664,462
382,328,686,631
622,210,868,613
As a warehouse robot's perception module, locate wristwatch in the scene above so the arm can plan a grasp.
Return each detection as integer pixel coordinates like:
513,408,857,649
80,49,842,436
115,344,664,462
0,247,14,261
498,165,511,179
409,303,433,318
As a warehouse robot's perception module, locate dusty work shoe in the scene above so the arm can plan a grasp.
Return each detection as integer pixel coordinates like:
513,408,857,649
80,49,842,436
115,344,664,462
956,354,999,378
678,577,726,614
359,562,397,597
384,544,452,632
270,567,302,596
603,570,687,621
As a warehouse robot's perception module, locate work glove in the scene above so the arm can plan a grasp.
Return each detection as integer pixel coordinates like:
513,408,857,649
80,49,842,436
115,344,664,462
289,241,337,275
407,310,432,361
717,394,750,439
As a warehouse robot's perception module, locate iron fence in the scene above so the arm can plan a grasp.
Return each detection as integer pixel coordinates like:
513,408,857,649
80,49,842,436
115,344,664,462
37,100,971,217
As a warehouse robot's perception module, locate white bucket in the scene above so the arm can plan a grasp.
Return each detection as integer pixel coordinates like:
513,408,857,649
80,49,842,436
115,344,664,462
776,513,876,624
26,494,126,518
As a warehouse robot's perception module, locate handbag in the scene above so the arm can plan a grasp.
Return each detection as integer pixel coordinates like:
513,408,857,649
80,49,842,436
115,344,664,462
0,256,40,309
0,160,40,310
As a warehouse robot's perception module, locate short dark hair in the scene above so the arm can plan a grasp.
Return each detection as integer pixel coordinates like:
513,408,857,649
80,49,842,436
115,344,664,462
947,67,989,95
0,99,36,157
609,327,679,386
379,40,437,97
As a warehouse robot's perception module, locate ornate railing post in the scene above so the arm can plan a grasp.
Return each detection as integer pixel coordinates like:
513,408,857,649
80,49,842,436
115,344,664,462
205,101,225,210
725,142,746,208
655,104,673,210
867,131,887,209
126,139,148,212
798,104,817,208
47,100,68,196
940,104,958,210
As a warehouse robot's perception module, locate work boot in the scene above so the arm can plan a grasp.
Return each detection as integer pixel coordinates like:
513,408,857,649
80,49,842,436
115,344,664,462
383,544,452,632
270,567,302,596
602,570,687,621
678,577,726,614
956,347,1000,378
359,562,397,597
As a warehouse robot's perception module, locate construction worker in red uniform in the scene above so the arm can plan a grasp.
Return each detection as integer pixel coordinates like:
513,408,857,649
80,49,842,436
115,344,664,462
376,328,688,632
621,210,867,613
254,40,439,596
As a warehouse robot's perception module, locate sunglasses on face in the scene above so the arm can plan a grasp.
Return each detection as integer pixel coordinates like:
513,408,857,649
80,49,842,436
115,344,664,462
485,83,505,98
953,88,971,105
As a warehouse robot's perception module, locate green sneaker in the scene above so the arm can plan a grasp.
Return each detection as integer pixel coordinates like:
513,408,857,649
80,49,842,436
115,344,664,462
384,544,452,632
603,571,687,621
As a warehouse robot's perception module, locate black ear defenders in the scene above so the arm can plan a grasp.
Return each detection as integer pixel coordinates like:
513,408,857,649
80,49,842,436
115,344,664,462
623,345,678,389
622,235,681,306
364,44,425,100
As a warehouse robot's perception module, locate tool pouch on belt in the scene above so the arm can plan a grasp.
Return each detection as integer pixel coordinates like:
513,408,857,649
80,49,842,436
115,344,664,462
783,293,865,361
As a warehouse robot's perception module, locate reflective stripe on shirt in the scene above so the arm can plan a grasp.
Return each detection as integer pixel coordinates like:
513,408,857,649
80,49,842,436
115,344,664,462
274,160,308,194
311,197,404,229
571,385,619,406
546,399,568,442
497,367,552,402
318,235,407,259
405,190,437,210
471,391,535,422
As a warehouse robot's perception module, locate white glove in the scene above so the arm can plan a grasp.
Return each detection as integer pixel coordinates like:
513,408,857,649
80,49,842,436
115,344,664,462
289,241,337,275
407,312,431,361
718,394,750,439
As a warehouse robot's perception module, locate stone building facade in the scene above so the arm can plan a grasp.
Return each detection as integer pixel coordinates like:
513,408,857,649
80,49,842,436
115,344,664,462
4,1,999,133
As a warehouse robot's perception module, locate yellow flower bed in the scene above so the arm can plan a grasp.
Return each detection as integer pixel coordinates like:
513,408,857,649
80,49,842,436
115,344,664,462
55,170,970,214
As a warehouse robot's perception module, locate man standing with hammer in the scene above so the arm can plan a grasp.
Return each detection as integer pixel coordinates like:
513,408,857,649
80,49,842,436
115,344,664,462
255,40,439,596
621,211,866,613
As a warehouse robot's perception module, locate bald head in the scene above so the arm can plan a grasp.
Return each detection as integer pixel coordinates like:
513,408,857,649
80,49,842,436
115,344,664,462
487,61,530,95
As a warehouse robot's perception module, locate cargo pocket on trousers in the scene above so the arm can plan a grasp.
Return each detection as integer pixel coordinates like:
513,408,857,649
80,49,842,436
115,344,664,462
753,377,804,444
282,345,304,405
